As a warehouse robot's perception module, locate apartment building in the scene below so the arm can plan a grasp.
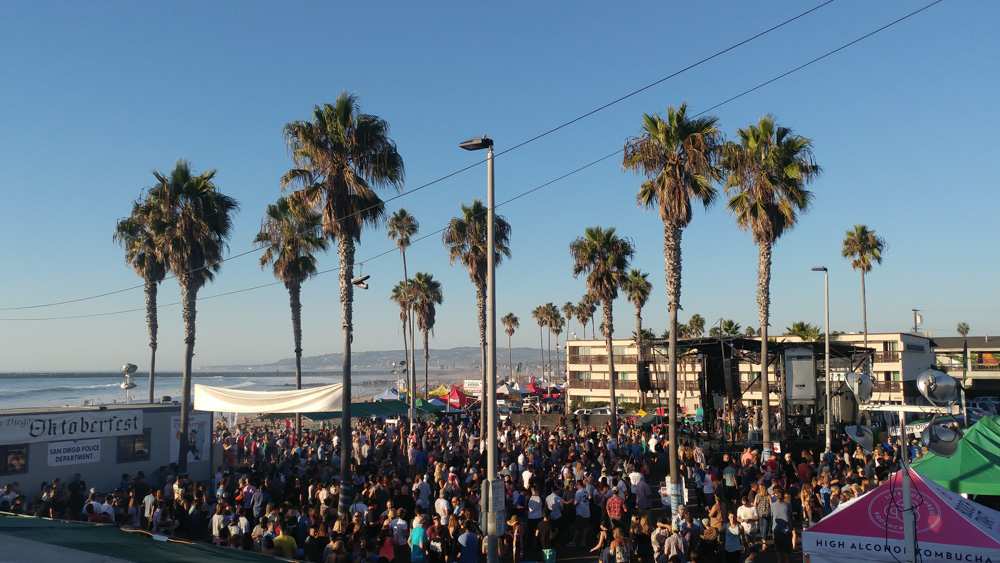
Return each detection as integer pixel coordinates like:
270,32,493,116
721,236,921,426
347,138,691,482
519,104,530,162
934,336,1000,394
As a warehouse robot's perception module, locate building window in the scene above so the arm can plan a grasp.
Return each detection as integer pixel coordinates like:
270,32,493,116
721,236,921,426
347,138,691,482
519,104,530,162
0,445,28,475
117,429,151,463
891,371,901,381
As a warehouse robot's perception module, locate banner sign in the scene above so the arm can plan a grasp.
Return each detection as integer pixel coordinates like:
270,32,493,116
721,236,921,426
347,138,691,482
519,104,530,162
170,414,211,463
47,439,101,467
0,410,142,445
463,379,482,397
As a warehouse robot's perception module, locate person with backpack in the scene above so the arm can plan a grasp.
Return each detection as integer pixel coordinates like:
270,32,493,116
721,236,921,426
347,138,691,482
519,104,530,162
602,527,631,563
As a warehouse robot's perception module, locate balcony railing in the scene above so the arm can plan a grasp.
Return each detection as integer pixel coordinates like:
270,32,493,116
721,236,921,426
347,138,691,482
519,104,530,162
567,354,638,365
873,351,901,363
567,376,700,393
873,381,902,392
942,364,1000,373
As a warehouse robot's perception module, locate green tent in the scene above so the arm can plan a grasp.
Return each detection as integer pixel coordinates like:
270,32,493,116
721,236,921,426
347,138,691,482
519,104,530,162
416,398,443,413
911,415,1000,495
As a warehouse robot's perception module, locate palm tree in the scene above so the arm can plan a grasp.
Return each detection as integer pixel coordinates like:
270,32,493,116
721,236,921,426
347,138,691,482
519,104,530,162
562,302,577,340
575,299,593,341
570,226,634,439
544,303,562,379
443,200,511,425
723,115,820,453
744,326,758,337
388,209,419,409
624,103,722,501
532,305,547,376
957,322,970,337
148,161,238,471
842,225,886,354
255,196,327,440
390,280,415,407
114,196,167,404
502,313,519,382
623,269,652,407
709,319,743,337
411,273,443,399
550,310,565,383
579,293,598,339
785,321,821,341
282,93,404,506
686,314,706,338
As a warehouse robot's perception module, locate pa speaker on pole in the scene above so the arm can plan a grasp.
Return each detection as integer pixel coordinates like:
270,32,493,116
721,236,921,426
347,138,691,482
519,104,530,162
637,361,651,392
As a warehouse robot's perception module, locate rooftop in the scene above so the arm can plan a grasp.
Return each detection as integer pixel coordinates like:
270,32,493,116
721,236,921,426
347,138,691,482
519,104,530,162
0,402,180,416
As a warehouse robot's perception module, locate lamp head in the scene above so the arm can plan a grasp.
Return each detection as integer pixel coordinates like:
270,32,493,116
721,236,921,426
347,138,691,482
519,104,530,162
846,370,874,404
458,136,493,151
917,368,958,405
845,425,874,453
811,266,827,272
921,422,961,457
352,275,371,290
122,363,138,376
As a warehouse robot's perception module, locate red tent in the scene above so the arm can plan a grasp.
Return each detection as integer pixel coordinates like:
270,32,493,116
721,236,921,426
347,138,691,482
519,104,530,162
447,385,472,409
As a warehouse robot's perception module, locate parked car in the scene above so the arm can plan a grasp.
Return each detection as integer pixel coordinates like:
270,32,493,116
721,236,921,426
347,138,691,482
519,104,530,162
590,406,626,416
573,408,592,416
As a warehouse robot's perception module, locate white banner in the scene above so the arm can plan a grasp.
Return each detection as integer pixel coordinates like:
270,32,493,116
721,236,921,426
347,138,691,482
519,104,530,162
0,410,142,445
463,379,482,397
194,383,342,413
170,414,211,464
47,439,101,467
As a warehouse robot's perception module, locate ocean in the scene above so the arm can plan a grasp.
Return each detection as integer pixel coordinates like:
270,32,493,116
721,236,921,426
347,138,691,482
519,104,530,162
0,371,403,411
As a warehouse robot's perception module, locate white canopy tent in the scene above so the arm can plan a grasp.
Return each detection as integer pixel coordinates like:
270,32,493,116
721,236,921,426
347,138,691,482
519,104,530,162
194,383,343,413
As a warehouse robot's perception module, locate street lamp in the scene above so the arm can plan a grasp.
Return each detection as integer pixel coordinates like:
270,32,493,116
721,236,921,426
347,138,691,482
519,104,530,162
459,135,503,563
812,266,831,452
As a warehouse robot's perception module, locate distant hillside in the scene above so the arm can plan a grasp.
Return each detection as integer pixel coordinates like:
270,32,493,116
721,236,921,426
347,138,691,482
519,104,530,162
207,346,547,372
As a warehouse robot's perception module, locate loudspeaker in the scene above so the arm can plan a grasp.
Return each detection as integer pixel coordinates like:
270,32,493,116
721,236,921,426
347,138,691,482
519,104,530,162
637,361,651,392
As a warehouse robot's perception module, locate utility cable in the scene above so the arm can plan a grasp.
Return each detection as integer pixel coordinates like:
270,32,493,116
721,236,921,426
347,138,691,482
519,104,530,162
0,1,836,311
0,0,947,321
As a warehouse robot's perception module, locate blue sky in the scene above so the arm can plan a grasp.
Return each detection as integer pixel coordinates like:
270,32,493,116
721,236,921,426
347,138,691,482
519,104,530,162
0,1,996,372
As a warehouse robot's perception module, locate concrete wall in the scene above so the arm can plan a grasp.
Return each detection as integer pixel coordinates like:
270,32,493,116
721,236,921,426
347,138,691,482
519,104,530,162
1,404,211,496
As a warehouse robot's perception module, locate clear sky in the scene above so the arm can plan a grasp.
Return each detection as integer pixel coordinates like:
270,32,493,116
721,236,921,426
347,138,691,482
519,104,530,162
1,1,996,372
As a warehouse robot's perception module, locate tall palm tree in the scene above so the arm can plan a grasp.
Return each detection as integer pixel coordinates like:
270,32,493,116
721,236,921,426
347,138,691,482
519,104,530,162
842,224,886,353
623,269,652,407
686,314,706,338
148,160,238,471
957,322,970,337
282,93,404,508
255,196,327,440
709,319,743,337
502,313,519,383
390,279,415,409
570,226,634,439
114,196,167,404
785,321,821,341
575,299,593,341
550,310,565,383
443,200,511,426
544,303,562,379
562,302,577,340
623,103,722,502
579,294,598,339
411,272,443,399
532,305,547,377
388,209,419,411
723,115,820,454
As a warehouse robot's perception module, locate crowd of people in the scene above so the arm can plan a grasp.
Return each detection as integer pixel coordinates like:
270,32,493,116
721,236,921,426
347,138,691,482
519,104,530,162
0,407,923,562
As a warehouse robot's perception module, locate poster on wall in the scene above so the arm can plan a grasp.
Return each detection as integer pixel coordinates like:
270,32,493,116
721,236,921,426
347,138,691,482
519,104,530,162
0,410,142,445
47,439,101,467
170,414,211,463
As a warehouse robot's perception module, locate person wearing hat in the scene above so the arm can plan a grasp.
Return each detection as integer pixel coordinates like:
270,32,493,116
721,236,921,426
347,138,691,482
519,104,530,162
506,514,525,562
651,516,672,563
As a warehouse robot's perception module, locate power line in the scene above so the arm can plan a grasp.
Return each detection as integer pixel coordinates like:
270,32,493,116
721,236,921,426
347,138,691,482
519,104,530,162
0,1,836,312
0,0,946,322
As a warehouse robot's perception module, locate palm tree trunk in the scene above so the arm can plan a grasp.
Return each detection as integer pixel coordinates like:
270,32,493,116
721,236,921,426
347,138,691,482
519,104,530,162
289,281,303,443
861,270,869,351
538,325,544,378
508,333,514,383
665,223,682,510
603,300,618,442
635,307,643,410
546,329,552,379
177,279,197,472
758,242,773,454
338,237,355,516
592,317,596,340
145,278,158,404
476,283,487,430
402,249,416,423
423,329,430,402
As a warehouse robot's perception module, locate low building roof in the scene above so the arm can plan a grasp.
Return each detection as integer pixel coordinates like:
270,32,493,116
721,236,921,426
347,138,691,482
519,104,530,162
934,336,999,350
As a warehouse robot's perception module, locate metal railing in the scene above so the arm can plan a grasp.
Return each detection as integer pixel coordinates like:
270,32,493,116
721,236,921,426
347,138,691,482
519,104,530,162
873,381,902,392
873,351,901,363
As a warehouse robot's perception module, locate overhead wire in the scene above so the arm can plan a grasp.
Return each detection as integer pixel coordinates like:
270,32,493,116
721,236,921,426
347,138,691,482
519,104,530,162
0,1,837,312
0,0,947,322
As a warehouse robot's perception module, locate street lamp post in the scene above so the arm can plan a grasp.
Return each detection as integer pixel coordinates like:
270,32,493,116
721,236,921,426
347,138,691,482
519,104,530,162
459,136,502,563
812,266,832,452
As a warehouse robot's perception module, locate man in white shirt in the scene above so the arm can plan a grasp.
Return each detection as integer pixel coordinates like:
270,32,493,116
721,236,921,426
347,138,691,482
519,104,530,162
522,467,533,490
545,488,563,521
434,492,450,525
737,495,759,537
143,490,159,529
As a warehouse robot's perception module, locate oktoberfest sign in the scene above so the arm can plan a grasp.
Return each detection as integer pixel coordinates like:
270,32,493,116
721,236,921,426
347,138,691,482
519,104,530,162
0,410,142,445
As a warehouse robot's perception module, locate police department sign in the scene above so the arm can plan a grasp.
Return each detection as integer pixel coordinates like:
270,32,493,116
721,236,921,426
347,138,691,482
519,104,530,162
0,410,142,445
47,439,101,467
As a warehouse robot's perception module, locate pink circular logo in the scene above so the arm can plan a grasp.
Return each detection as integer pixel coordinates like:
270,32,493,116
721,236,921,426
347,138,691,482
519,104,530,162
867,485,943,535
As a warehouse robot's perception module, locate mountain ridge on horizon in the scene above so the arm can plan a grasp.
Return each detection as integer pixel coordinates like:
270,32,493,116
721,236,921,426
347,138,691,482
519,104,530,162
205,346,550,372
